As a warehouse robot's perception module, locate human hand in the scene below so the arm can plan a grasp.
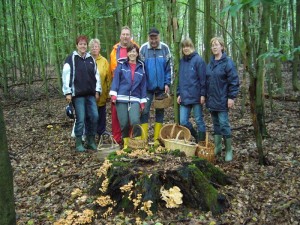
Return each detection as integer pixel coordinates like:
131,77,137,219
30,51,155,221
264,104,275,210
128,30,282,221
200,96,205,105
111,95,117,103
66,94,72,103
95,92,100,101
177,96,181,104
140,103,145,112
228,99,235,109
164,85,170,94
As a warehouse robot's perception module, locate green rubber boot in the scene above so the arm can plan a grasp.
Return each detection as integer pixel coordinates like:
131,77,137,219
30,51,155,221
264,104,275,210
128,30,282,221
86,135,97,150
224,138,233,162
198,132,206,142
214,135,222,155
75,137,86,152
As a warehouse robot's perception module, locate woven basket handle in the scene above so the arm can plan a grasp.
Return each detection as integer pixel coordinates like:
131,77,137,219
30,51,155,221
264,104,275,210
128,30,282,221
175,130,184,142
98,133,118,150
205,132,209,148
129,124,145,138
170,124,176,138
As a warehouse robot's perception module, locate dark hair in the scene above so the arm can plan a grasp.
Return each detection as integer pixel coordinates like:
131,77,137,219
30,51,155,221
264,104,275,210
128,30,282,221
127,43,139,54
126,43,139,61
76,35,88,45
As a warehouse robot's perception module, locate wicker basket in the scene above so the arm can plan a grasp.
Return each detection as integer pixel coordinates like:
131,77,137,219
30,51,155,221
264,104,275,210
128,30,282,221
153,93,173,109
128,124,147,149
97,134,120,160
196,133,215,163
164,131,197,157
159,123,191,145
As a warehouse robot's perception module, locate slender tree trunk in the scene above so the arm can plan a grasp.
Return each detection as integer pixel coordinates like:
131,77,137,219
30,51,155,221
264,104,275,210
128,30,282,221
171,0,180,123
254,2,270,164
1,0,9,96
271,5,283,95
188,0,196,42
0,104,16,225
203,0,212,63
292,0,300,91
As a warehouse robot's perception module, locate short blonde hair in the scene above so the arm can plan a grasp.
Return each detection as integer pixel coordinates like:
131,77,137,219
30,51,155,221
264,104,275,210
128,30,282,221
180,37,195,55
210,37,226,53
89,38,100,49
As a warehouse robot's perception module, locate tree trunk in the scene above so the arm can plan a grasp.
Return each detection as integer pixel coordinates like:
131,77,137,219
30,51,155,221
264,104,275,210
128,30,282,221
203,0,212,63
171,0,180,124
188,0,196,43
0,105,16,225
91,154,231,218
292,0,300,91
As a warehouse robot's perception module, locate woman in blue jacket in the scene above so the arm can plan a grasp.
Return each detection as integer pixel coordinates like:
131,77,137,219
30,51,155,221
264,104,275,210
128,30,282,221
110,43,147,149
177,38,206,142
206,37,239,162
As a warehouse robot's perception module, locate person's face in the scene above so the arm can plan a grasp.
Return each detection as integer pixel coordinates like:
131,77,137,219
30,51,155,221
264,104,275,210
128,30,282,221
127,48,138,62
149,35,160,49
120,29,131,47
76,40,87,56
211,40,223,56
182,45,193,56
90,42,100,58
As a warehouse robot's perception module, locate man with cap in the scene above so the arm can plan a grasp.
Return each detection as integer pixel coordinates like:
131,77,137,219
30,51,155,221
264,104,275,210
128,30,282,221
139,27,173,146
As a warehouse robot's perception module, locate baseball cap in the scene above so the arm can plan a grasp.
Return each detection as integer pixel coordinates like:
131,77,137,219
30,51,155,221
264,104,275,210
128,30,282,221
148,27,159,36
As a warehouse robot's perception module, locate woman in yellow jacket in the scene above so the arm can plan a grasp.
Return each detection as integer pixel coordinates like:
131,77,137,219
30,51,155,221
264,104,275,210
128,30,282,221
89,39,112,136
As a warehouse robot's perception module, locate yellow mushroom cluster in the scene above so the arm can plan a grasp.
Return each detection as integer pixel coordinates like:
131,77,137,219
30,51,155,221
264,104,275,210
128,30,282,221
95,195,115,207
71,188,83,199
160,186,183,208
53,209,95,225
96,159,112,177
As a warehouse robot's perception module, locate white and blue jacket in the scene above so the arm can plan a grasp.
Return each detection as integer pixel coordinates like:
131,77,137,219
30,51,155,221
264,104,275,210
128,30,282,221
62,51,101,97
109,59,147,104
139,42,172,91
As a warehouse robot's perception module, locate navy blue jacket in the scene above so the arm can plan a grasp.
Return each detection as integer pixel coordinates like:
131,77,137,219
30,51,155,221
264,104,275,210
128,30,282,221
62,51,101,97
109,59,147,104
177,52,206,105
206,53,239,111
140,42,172,91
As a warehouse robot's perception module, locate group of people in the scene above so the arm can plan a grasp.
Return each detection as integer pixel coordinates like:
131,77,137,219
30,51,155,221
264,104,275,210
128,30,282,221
62,26,239,162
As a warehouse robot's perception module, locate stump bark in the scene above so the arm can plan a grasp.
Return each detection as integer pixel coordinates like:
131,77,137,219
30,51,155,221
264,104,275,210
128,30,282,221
91,149,232,218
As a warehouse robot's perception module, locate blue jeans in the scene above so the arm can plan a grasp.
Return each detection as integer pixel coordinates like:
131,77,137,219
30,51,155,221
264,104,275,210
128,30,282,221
73,96,98,137
140,91,164,123
180,104,206,132
210,111,231,138
97,105,106,136
116,102,141,138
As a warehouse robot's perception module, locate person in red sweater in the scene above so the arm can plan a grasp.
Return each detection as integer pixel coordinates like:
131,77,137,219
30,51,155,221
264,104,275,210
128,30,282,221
110,26,139,145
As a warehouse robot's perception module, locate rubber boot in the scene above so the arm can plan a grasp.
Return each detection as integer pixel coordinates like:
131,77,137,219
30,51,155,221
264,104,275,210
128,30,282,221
75,137,86,152
153,122,163,147
86,135,97,150
198,132,206,142
123,137,129,150
190,127,198,142
224,138,233,162
141,123,149,141
214,135,222,155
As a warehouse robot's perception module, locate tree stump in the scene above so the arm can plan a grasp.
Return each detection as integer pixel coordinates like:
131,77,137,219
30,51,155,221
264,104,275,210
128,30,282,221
91,148,232,219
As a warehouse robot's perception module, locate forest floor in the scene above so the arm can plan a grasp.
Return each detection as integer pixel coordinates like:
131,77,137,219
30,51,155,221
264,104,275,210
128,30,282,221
2,69,300,225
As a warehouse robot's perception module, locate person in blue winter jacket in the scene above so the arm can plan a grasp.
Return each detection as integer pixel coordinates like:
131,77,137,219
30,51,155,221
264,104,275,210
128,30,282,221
177,37,206,142
206,37,239,162
62,35,101,152
110,43,147,149
139,27,173,146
